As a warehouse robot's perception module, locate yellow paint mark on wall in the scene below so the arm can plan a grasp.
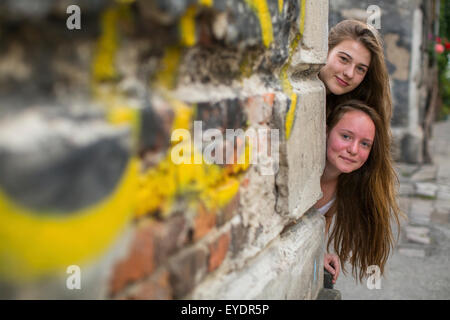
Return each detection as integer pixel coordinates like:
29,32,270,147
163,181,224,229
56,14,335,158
154,46,183,90
136,140,244,217
180,5,197,47
278,0,284,13
285,93,298,140
135,95,251,217
299,0,306,37
245,0,274,47
280,64,298,140
0,158,139,281
92,7,120,81
198,0,213,7
279,0,307,140
91,2,141,147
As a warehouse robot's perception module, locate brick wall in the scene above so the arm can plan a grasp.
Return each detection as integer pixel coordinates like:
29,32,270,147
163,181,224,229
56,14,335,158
0,0,328,299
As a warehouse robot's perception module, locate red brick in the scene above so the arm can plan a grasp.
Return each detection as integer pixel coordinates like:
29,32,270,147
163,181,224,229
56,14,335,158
262,93,275,106
245,95,274,124
208,231,231,272
109,220,160,295
193,203,217,241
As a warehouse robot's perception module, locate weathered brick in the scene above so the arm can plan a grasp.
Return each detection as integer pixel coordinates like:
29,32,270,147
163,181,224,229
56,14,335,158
193,203,217,241
168,246,208,299
109,221,158,295
230,219,249,258
154,213,189,266
216,192,240,227
208,231,231,272
124,269,172,300
245,95,274,125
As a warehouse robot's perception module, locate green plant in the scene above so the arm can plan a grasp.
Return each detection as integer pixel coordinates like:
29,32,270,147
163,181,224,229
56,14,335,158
437,0,450,120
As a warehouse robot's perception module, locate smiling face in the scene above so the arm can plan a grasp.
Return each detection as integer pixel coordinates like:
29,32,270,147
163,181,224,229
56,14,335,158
326,110,375,174
319,39,371,95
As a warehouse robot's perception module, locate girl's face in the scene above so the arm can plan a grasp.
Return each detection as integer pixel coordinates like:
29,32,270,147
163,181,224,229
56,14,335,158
319,39,371,95
327,110,375,174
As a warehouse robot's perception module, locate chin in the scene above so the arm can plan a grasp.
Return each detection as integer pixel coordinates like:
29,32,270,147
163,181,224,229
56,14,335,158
329,85,348,96
339,164,359,173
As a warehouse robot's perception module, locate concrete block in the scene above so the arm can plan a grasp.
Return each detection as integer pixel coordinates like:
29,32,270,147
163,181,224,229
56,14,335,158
437,185,450,201
433,200,450,215
189,209,325,299
397,246,428,258
238,164,283,252
437,164,450,183
404,226,431,245
414,182,438,198
430,211,449,224
398,197,411,216
398,183,414,196
291,0,328,66
276,81,325,220
410,165,437,182
395,163,420,179
401,131,424,164
409,199,433,225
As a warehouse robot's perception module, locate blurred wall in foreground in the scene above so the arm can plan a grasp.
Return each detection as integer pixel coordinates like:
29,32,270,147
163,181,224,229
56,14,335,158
0,0,328,299
330,0,441,164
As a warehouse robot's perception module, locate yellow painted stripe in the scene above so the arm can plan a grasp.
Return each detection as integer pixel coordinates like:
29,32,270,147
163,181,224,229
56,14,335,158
0,158,139,281
180,6,197,47
278,0,284,13
199,0,213,7
245,0,274,47
154,46,183,90
299,0,306,37
92,7,119,81
285,93,298,140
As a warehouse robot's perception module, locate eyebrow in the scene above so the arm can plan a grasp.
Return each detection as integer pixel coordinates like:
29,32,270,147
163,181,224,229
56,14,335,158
338,52,369,69
340,129,373,143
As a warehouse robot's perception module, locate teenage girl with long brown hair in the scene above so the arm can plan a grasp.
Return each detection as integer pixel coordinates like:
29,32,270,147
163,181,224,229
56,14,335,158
316,20,406,284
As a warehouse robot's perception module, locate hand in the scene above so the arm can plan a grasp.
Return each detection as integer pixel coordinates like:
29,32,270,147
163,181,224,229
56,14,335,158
324,253,341,284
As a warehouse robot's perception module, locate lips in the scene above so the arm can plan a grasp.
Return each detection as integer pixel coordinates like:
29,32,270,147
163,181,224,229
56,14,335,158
340,156,356,163
335,76,349,87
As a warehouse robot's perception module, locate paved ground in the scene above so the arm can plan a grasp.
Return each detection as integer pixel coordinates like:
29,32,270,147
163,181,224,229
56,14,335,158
334,118,450,300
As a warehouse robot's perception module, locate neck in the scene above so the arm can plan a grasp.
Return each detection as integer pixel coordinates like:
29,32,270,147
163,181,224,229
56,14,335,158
321,161,341,186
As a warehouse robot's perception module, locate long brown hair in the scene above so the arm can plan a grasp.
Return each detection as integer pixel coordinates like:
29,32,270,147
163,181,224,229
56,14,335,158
326,100,406,283
325,20,392,127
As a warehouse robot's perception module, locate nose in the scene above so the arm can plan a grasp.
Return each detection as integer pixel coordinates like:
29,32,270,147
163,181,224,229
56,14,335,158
343,65,355,79
347,141,358,155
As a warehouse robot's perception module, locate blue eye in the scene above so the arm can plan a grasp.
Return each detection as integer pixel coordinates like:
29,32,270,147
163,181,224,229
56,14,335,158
357,67,367,74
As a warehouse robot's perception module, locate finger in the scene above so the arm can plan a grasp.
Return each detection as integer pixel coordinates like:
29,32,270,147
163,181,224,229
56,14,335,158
335,260,341,279
324,264,335,275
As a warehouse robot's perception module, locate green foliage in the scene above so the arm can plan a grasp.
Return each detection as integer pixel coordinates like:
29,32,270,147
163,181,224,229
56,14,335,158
438,0,450,119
